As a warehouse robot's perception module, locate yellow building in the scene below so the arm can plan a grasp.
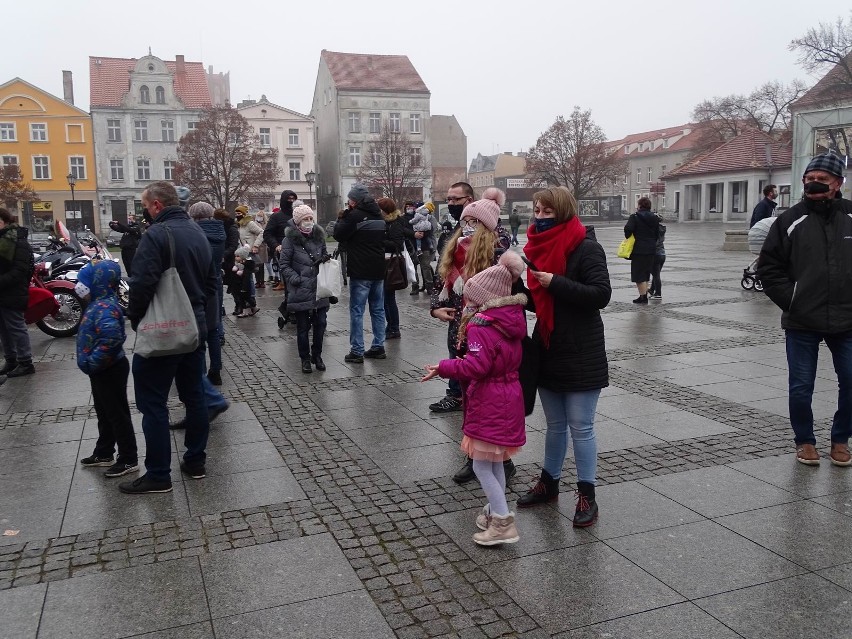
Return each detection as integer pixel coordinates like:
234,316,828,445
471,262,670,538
0,77,97,235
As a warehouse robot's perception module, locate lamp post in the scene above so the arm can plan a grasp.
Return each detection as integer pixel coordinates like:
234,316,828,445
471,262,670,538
305,170,316,212
66,173,78,233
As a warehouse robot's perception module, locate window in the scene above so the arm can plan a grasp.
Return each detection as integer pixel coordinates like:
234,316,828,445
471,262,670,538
136,158,151,180
636,168,642,184
259,127,271,147
163,160,176,180
69,156,86,180
647,167,653,183
288,162,301,181
155,86,165,104
348,146,361,167
623,173,627,185
2,155,19,167
140,85,150,103
107,119,121,142
661,195,667,210
66,124,84,143
110,159,124,181
33,156,50,180
30,123,47,142
260,161,273,177
410,147,422,167
187,121,198,132
348,112,361,134
0,123,16,141
620,195,627,211
134,120,148,141
660,164,667,177
369,112,381,133
370,145,380,166
409,113,421,134
389,113,400,133
161,121,175,142
288,128,300,147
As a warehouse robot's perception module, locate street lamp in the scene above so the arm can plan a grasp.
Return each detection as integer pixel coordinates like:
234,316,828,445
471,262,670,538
66,173,78,233
304,170,316,211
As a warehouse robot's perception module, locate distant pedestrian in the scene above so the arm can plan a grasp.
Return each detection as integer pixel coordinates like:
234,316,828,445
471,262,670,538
265,190,298,291
649,219,666,300
624,197,660,304
377,197,407,340
749,184,778,228
508,207,521,245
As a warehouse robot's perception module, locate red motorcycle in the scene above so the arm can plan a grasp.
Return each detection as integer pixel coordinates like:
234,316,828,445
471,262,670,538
28,264,82,337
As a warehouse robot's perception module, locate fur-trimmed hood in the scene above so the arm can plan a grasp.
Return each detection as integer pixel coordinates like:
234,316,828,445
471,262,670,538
478,292,527,313
470,294,528,342
284,224,326,245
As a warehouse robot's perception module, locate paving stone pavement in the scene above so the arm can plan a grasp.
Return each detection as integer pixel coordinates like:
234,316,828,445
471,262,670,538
2,222,851,638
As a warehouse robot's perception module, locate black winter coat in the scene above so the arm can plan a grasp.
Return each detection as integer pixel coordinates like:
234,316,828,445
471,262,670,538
384,216,406,253
624,211,660,255
530,227,611,392
110,220,143,250
333,200,386,280
757,197,852,334
221,219,240,289
264,197,294,253
0,224,33,312
197,219,225,332
127,206,217,336
279,225,330,313
750,197,777,228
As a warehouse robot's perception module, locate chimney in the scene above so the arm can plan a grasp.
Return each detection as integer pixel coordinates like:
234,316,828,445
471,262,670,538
62,70,74,105
175,54,186,77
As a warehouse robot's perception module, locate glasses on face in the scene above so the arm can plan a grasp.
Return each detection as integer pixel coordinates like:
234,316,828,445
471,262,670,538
462,218,479,228
447,196,470,203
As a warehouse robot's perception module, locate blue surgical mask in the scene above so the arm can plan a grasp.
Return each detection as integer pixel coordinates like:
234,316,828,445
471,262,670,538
534,218,558,233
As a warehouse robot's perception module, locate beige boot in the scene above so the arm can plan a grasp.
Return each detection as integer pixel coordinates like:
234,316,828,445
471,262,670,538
473,512,519,546
475,504,491,531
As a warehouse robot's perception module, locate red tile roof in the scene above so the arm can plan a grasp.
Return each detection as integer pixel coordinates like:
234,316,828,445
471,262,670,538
89,56,212,108
321,50,429,94
662,129,792,179
608,123,703,157
791,52,852,111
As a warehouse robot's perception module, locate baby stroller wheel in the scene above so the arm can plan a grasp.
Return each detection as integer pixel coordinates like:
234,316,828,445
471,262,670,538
754,278,764,292
741,276,755,290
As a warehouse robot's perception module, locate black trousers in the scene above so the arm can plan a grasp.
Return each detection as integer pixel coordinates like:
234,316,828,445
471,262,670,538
90,357,137,464
649,255,666,296
294,308,327,359
121,248,136,277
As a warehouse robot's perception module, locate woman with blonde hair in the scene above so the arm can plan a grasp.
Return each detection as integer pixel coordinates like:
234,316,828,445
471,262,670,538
253,209,271,288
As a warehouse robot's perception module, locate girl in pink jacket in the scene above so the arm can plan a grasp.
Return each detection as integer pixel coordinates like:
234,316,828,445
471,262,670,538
423,251,527,546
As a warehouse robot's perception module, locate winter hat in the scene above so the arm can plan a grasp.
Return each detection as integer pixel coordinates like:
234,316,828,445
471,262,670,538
188,202,214,220
461,187,505,231
348,183,371,205
234,205,249,216
234,245,251,260
416,202,435,216
463,251,524,308
804,152,846,179
292,204,314,226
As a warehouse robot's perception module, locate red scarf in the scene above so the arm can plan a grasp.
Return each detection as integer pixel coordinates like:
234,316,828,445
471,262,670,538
441,236,469,299
524,216,587,347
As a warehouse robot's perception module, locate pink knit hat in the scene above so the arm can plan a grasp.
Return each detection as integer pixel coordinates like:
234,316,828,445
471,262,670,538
461,187,506,231
464,251,524,307
292,204,314,226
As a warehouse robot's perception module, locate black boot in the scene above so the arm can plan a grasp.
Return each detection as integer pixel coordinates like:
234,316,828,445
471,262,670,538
573,481,598,527
7,360,35,377
517,469,559,508
301,358,313,374
0,358,17,376
409,283,420,296
503,459,516,483
312,354,326,371
452,457,476,484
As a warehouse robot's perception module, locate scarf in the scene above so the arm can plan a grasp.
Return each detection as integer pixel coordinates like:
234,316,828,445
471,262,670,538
524,215,587,347
439,236,470,301
0,225,19,263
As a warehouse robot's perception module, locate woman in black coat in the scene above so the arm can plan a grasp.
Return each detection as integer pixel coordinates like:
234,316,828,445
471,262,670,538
279,205,330,373
377,198,406,339
215,208,241,315
623,197,660,304
0,208,35,377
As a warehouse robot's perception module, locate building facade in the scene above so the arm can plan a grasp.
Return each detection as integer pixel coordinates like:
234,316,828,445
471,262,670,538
430,114,467,200
237,96,316,211
467,152,527,198
311,50,431,222
0,77,96,234
90,54,226,230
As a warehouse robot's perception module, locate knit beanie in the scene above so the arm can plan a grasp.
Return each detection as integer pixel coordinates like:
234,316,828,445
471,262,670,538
188,201,214,220
235,245,251,260
461,187,506,231
292,204,314,226
804,152,846,179
235,205,249,216
420,202,435,214
463,251,524,308
348,183,371,205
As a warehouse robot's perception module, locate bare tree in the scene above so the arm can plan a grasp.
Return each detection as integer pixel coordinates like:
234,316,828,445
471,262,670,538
525,107,627,201
790,13,852,84
0,165,39,209
174,105,281,209
355,123,430,205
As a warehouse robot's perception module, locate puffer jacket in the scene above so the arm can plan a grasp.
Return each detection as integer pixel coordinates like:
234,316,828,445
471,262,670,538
757,196,852,333
238,218,264,249
624,210,660,255
333,199,386,280
197,218,225,332
0,223,33,312
76,261,126,375
438,296,527,448
279,225,330,312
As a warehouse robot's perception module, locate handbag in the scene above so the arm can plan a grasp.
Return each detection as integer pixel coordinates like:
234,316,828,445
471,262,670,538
617,234,635,259
403,249,417,282
316,258,342,299
133,226,200,358
384,254,408,291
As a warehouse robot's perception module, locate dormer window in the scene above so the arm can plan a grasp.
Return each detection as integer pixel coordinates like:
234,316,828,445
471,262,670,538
140,85,150,104
155,86,165,104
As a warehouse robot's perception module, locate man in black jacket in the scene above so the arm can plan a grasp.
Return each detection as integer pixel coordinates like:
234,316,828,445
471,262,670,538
265,190,297,290
121,182,217,494
749,184,778,228
333,184,386,363
109,214,143,276
0,208,35,378
758,152,852,467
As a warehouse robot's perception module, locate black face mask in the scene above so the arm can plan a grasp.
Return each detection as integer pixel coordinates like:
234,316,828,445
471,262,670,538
803,181,831,195
447,204,465,218
142,208,153,225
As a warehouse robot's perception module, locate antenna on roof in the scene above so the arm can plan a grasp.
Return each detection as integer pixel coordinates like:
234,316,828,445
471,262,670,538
148,46,152,56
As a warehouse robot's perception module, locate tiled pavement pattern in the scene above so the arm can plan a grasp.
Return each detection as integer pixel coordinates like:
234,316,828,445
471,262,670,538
2,222,852,638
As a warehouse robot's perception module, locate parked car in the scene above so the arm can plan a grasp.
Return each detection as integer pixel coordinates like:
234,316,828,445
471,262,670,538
106,229,123,247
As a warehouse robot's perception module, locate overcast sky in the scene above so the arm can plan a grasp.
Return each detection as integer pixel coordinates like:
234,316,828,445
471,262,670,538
5,1,844,164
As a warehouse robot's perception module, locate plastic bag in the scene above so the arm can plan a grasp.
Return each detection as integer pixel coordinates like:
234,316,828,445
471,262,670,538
316,258,342,299
617,235,635,259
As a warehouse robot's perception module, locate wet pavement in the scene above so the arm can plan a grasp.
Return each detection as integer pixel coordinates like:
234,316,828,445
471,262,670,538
1,222,851,638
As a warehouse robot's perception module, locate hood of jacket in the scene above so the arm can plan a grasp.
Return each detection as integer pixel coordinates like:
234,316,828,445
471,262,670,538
284,224,326,244
474,294,528,340
354,200,382,218
87,260,122,301
197,218,226,244
279,190,298,216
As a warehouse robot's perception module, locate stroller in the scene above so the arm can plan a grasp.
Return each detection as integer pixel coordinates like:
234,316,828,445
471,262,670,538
741,216,776,291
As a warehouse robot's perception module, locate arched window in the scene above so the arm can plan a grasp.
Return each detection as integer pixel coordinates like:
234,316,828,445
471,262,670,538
155,86,165,104
140,85,150,103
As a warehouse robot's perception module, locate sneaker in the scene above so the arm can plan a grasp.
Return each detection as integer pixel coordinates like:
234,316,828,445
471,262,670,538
385,331,401,339
650,294,662,299
80,454,114,467
364,346,386,359
7,362,35,377
104,462,139,478
829,443,852,467
429,395,463,413
452,457,476,484
344,352,364,363
180,461,206,479
409,285,420,296
207,370,222,386
796,444,820,466
473,513,519,546
476,504,492,531
118,474,173,494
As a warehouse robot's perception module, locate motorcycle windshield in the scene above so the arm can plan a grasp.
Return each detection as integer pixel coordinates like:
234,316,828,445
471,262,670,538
56,220,83,254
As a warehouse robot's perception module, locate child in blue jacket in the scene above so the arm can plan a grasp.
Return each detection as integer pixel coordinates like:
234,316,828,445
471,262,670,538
76,261,138,478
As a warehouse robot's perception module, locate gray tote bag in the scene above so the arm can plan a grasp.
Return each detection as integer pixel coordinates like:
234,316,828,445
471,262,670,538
134,226,200,358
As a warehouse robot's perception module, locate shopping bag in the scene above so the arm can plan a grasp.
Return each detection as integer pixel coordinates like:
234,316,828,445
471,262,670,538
617,235,635,259
316,258,342,299
403,249,417,282
134,226,200,357
384,255,408,291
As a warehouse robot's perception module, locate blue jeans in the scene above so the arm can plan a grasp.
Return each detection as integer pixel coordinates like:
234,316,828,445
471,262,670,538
384,289,399,334
539,387,600,484
348,279,386,355
132,345,209,481
786,329,852,446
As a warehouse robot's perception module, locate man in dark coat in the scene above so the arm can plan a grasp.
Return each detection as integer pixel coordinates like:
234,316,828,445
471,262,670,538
0,208,35,377
121,182,217,495
265,190,297,290
749,184,778,228
109,214,143,276
758,152,852,468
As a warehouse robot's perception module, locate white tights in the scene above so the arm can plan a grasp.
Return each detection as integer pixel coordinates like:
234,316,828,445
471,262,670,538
473,459,509,516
